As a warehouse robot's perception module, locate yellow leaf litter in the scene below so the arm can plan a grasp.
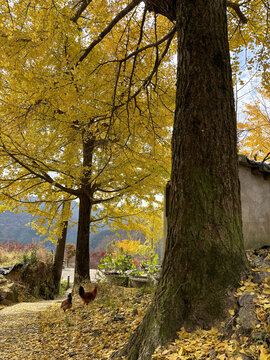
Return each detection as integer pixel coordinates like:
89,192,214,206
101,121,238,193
0,249,269,360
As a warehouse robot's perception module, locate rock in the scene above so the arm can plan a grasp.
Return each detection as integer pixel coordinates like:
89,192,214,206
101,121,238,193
238,292,257,307
0,275,8,285
237,306,259,331
5,263,24,282
252,271,270,284
252,255,265,264
0,275,17,304
237,292,259,331
0,298,13,306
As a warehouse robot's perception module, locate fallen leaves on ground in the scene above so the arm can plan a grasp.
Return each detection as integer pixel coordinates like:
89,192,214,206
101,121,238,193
37,284,152,360
0,249,269,360
153,249,270,360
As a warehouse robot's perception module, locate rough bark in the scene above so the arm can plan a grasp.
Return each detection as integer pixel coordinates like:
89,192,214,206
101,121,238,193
114,0,248,359
74,192,92,284
74,132,95,285
53,222,68,293
144,0,176,21
53,201,71,293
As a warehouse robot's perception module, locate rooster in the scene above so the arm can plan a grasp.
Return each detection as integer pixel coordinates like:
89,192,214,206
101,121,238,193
79,285,98,305
60,293,72,312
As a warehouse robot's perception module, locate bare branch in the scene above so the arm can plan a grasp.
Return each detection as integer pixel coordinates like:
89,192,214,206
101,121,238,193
89,26,176,76
97,174,151,194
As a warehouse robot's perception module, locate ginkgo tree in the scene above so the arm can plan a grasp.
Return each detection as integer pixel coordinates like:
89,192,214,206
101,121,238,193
1,0,270,358
238,89,270,160
114,0,269,359
0,0,175,284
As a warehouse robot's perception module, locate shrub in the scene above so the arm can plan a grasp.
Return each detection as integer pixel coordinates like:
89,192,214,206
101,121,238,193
98,253,135,275
64,243,76,267
0,241,55,299
0,241,26,266
90,251,106,269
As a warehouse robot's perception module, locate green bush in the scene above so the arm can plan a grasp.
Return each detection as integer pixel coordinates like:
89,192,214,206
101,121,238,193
130,254,160,279
99,254,135,275
22,249,38,265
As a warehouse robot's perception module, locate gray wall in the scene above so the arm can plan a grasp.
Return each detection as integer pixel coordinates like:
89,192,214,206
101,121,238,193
163,164,270,253
239,164,270,249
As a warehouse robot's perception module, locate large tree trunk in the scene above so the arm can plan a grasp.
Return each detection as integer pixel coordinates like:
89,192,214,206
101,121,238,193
74,131,95,285
114,0,248,358
53,202,70,294
74,193,92,284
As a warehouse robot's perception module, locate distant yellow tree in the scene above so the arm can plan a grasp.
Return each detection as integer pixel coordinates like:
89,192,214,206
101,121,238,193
238,90,270,160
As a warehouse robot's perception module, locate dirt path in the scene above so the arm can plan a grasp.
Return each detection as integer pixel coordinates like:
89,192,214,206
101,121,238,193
0,299,62,359
0,270,102,359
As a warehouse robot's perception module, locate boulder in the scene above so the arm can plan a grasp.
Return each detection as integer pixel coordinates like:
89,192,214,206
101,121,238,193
252,271,270,285
0,275,17,304
5,263,24,282
237,292,259,331
238,292,257,307
237,306,259,331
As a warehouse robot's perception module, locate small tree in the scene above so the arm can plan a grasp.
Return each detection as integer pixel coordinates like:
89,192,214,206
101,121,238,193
64,243,76,268
53,201,71,294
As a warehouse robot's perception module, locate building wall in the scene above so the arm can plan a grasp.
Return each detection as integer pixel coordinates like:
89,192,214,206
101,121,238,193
162,165,270,253
239,165,270,249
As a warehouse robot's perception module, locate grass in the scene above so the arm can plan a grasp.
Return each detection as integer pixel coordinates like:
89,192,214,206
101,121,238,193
0,241,52,267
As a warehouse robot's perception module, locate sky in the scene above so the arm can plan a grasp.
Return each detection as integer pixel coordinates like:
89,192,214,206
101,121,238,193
234,49,262,124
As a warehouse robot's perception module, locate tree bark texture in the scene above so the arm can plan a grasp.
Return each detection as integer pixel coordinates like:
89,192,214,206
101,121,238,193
53,220,68,293
53,201,70,293
114,0,248,359
74,132,95,285
74,193,92,284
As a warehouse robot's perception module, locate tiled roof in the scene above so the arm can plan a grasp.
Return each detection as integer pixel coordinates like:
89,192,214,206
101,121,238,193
238,154,270,175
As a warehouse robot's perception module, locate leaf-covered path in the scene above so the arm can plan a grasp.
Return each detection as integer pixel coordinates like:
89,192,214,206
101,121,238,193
0,248,269,360
0,285,150,360
0,299,62,359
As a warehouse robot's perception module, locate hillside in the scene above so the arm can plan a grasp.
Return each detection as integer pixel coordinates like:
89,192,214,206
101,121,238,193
0,204,143,252
0,204,114,251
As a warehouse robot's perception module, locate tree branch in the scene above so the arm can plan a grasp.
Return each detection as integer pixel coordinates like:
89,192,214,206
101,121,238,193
145,0,248,23
96,174,151,194
0,141,80,197
76,0,142,66
113,29,175,113
227,1,248,23
71,0,93,23
144,0,176,22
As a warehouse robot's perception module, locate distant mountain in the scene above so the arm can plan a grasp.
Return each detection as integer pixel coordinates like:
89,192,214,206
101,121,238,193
0,210,43,245
0,202,134,252
0,202,112,251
